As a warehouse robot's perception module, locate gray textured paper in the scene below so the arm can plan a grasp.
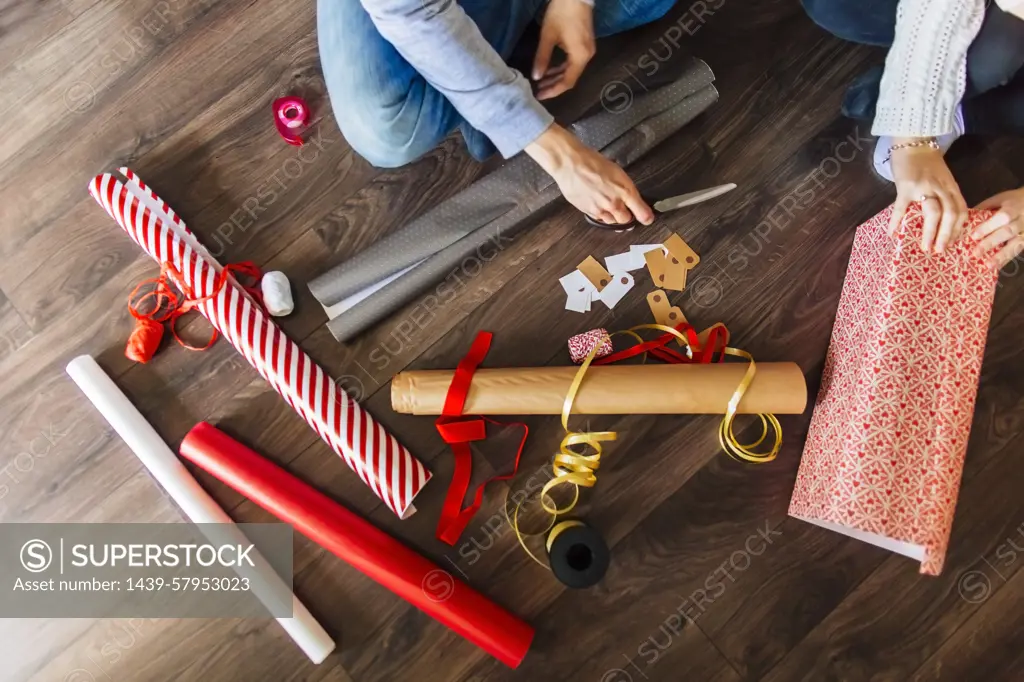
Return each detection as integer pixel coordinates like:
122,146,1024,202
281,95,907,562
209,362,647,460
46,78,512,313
309,59,718,343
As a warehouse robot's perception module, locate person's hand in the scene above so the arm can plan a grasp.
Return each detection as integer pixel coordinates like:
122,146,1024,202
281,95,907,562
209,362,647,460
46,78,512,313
887,139,968,254
971,187,1024,270
532,0,596,101
525,124,654,225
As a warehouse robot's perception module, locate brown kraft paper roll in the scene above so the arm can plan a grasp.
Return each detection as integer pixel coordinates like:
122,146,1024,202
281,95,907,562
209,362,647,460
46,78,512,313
392,363,808,416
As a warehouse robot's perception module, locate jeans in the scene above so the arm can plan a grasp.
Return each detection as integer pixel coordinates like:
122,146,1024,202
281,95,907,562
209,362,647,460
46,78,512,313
318,0,678,167
802,0,1024,135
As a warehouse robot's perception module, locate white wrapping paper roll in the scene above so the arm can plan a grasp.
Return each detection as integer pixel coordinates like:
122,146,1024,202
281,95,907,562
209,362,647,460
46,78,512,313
65,355,335,664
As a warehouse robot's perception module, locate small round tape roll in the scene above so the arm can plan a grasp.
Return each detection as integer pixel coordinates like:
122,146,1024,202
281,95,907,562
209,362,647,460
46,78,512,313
277,98,307,128
261,270,294,317
546,520,610,589
272,96,310,145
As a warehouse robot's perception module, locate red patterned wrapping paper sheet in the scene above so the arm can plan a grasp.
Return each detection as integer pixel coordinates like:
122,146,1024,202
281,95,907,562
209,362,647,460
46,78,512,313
88,168,431,518
789,205,998,575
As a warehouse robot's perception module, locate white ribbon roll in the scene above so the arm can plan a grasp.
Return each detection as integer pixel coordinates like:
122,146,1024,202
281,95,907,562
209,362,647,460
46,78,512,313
261,271,294,317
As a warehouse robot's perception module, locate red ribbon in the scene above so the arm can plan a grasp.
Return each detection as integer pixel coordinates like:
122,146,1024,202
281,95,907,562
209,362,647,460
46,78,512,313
592,322,728,366
433,322,724,544
435,331,529,546
126,261,263,362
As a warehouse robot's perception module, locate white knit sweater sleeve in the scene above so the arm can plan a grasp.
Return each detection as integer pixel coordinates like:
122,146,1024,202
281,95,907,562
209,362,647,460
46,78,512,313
872,0,986,138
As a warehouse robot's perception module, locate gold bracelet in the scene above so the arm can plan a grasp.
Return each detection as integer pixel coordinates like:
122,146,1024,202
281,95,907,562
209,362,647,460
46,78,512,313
888,138,940,155
883,138,940,165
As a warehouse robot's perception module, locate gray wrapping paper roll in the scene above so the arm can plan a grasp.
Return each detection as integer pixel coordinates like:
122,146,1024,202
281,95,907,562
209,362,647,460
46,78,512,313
309,59,718,343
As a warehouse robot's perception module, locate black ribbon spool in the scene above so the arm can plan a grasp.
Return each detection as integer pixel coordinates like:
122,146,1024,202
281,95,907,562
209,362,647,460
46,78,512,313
546,521,610,589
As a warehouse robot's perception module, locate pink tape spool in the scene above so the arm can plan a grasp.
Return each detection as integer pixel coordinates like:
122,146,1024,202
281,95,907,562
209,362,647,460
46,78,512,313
273,96,310,146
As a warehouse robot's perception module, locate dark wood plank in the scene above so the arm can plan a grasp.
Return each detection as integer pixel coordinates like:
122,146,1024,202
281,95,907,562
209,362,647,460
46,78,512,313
912,556,1024,682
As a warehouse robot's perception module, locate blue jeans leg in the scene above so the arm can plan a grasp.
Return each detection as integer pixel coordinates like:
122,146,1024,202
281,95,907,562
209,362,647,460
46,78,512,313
800,0,898,47
318,0,679,168
964,3,1024,97
592,0,677,37
317,0,544,167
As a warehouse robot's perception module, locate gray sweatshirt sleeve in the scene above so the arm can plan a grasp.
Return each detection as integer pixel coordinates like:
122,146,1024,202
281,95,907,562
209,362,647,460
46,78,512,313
360,0,555,158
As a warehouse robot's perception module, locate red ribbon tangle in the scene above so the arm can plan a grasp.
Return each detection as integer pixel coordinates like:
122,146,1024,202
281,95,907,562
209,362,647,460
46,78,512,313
592,321,729,366
435,331,529,546
126,261,263,363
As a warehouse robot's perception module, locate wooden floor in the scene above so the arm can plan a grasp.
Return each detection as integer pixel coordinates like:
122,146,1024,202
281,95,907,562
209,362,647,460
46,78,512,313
3,0,1024,680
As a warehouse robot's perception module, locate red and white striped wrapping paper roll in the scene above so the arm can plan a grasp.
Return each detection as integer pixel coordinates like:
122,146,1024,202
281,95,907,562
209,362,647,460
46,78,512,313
88,168,431,518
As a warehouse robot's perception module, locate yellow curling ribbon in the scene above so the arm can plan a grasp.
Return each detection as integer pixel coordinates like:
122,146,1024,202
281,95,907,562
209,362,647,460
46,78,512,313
546,520,585,551
716,347,782,463
505,492,554,568
503,488,590,569
619,324,780,462
538,334,618,517
506,323,781,567
505,332,617,568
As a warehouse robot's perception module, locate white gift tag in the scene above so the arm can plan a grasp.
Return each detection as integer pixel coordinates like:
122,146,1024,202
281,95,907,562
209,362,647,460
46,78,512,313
566,289,593,313
605,251,640,273
630,244,667,269
560,269,597,313
597,272,635,309
560,269,594,296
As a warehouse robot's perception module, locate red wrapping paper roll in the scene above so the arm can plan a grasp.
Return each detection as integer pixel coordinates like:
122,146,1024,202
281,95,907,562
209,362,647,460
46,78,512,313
789,206,998,575
179,422,534,667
